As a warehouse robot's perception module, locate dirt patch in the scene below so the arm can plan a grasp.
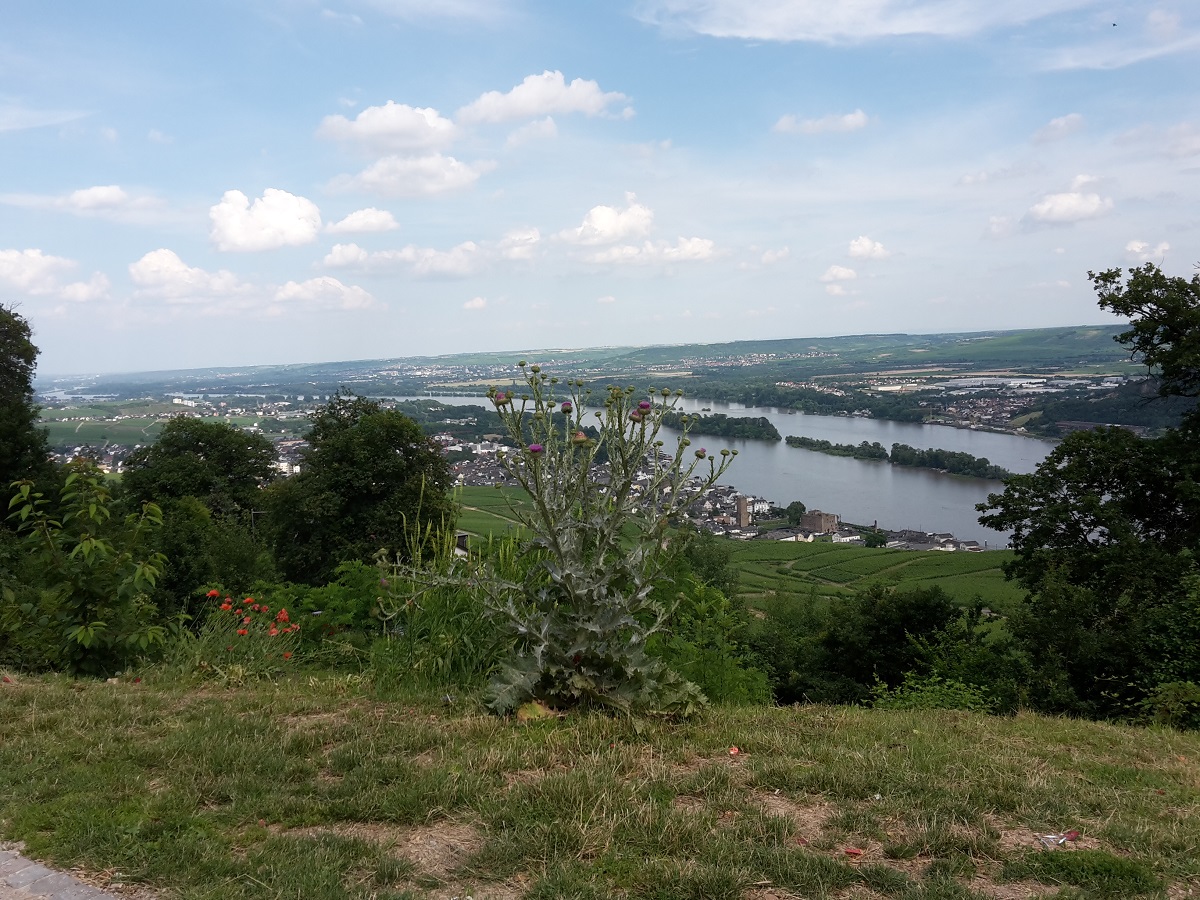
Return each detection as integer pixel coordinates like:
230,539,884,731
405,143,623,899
751,790,836,840
744,888,806,900
968,878,1061,899
280,709,355,732
283,820,482,880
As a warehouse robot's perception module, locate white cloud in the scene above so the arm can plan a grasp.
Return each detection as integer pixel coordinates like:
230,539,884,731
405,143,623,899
825,284,849,297
0,104,87,132
585,237,716,265
129,249,250,303
210,189,322,251
463,296,487,310
317,101,457,151
819,264,858,282
325,240,483,277
597,295,617,304
0,248,108,301
561,195,654,245
637,0,1099,44
147,129,172,144
334,153,493,196
321,8,363,25
457,70,629,124
1,184,168,224
985,215,1015,239
498,227,541,260
848,236,889,259
1126,240,1170,261
355,0,509,22
275,276,376,310
1025,191,1112,224
506,116,558,147
325,207,400,234
774,109,868,134
1033,113,1084,143
761,247,790,264
1069,173,1102,191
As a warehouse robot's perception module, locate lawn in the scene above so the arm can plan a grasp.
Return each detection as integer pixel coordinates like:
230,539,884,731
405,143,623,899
0,674,1197,899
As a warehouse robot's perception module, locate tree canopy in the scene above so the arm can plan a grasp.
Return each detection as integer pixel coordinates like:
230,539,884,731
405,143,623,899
122,416,278,518
265,392,455,585
0,305,50,492
979,263,1200,720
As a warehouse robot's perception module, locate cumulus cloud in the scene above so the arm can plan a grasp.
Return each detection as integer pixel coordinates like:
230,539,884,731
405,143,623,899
848,236,889,259
825,284,849,297
317,101,457,151
274,276,376,310
819,264,858,282
584,237,716,265
1126,240,1170,261
333,153,493,196
457,70,629,124
1,184,168,224
1025,191,1113,224
498,227,541,260
985,215,1016,239
325,207,400,234
774,109,868,134
129,249,250,302
597,295,617,304
561,195,654,245
210,189,322,251
463,296,487,310
761,247,790,264
0,248,109,301
1033,113,1084,143
637,0,1099,44
506,116,558,147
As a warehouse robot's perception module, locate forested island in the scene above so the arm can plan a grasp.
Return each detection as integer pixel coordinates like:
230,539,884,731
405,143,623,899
661,411,782,441
786,434,1014,479
784,436,889,460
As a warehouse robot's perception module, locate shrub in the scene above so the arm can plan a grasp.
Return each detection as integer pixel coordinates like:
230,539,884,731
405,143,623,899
5,463,168,674
871,673,997,712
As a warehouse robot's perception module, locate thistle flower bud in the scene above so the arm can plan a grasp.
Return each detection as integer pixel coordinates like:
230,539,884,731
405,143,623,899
638,400,652,411
561,401,573,414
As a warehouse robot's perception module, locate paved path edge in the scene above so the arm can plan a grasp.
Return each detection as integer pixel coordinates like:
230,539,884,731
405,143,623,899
0,848,121,900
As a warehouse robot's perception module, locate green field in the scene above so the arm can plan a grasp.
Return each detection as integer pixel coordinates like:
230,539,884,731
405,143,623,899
730,540,1023,611
453,488,1024,610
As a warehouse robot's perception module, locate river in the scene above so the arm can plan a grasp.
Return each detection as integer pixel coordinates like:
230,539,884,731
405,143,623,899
402,395,1055,545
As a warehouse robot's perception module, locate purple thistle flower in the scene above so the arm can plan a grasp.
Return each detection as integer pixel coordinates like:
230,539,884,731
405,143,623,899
528,443,544,454
561,401,573,414
638,400,652,410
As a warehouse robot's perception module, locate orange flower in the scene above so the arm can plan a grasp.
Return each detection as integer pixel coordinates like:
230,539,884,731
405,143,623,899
220,603,232,611
243,598,253,605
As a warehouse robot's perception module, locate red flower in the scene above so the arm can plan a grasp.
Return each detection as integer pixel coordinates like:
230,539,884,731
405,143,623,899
242,616,252,625
282,652,293,660
268,627,279,637
243,598,253,605
275,609,290,624
206,589,221,598
220,603,232,611
236,629,248,636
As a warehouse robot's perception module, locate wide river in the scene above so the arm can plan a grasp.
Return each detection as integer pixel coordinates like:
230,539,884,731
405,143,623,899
405,395,1055,545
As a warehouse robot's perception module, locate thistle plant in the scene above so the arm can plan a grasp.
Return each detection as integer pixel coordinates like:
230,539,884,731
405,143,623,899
480,363,737,716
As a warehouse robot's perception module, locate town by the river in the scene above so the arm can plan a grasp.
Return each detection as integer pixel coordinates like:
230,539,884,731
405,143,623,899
410,396,1054,545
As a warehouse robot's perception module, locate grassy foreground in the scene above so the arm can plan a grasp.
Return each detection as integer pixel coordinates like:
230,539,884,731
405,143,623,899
1,674,1198,900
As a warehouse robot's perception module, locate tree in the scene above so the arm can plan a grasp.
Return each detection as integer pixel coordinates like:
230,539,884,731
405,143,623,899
0,305,51,492
979,263,1200,719
265,392,455,585
122,416,278,518
785,500,807,526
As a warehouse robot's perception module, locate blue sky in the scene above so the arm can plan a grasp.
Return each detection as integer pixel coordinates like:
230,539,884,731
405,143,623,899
3,0,1197,374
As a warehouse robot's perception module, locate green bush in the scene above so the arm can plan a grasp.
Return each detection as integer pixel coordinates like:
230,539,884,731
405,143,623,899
871,673,997,712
